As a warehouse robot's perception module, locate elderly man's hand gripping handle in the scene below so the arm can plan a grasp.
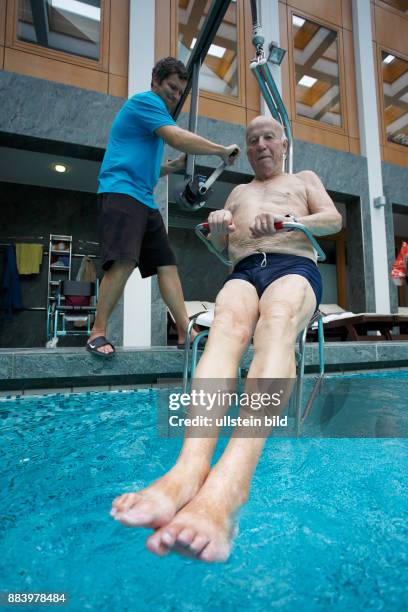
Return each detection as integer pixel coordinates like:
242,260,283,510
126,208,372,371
249,213,289,238
208,209,236,252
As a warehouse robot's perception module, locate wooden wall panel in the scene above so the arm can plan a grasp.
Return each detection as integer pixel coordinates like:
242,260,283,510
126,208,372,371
4,48,109,93
5,0,14,47
383,146,408,168
108,74,127,98
279,0,293,120
349,138,360,155
373,42,385,146
155,0,172,61
199,97,247,126
0,0,6,45
341,0,353,30
287,0,342,27
293,120,350,152
235,0,247,108
374,5,408,55
343,29,359,140
243,0,259,111
0,45,4,69
109,0,129,77
371,2,376,41
246,109,259,126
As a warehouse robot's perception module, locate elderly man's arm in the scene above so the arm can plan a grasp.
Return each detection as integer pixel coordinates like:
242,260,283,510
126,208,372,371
297,171,342,236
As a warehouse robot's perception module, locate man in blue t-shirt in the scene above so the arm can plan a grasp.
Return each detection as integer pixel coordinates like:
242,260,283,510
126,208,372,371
87,57,239,356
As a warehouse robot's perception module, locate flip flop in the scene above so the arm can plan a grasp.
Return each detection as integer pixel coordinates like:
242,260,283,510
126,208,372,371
86,336,116,358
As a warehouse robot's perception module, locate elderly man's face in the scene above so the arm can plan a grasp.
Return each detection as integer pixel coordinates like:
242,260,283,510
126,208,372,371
246,118,287,178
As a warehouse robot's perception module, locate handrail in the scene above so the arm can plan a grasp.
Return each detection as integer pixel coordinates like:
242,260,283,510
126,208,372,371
195,220,326,266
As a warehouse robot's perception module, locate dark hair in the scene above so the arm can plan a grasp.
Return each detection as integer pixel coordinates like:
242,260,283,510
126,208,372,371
151,57,188,85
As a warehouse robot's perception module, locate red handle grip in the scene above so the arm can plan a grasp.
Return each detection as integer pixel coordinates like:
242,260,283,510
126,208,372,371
202,221,285,231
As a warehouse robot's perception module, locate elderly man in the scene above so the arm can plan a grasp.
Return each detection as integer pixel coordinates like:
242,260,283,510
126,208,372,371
111,115,342,562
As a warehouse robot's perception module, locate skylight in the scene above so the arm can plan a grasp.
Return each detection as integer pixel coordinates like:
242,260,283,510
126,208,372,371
190,38,226,58
51,0,101,22
298,75,317,88
383,54,395,64
293,15,306,28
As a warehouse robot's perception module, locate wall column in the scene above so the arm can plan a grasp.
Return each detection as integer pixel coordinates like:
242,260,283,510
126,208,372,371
259,0,282,114
352,0,390,313
122,0,156,346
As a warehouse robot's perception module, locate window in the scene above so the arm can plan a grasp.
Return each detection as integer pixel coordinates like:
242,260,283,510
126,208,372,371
16,0,102,62
379,0,408,14
292,14,342,128
381,51,408,147
177,0,239,98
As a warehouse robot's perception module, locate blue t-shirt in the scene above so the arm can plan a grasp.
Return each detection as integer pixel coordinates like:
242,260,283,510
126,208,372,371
97,91,176,208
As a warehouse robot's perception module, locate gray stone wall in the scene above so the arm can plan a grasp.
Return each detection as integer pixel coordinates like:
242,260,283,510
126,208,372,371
0,71,123,149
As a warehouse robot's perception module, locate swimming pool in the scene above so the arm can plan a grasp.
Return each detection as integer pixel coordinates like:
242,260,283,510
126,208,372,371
1,372,407,611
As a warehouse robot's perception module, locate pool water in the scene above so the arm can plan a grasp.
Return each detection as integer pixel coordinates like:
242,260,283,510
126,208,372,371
0,374,407,611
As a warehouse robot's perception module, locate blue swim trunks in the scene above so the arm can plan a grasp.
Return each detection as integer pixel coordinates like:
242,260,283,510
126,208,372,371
225,253,322,307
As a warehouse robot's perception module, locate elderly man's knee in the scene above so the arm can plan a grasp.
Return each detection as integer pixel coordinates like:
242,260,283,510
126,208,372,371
211,309,252,346
257,300,299,338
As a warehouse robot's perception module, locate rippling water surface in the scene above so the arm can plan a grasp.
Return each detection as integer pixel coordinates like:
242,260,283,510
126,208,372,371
0,375,407,611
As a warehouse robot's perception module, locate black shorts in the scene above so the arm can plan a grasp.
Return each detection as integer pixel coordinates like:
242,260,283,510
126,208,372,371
225,253,322,307
98,193,176,277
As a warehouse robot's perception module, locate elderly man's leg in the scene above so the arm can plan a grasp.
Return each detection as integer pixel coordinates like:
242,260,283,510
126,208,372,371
147,275,316,561
89,260,135,354
111,280,259,530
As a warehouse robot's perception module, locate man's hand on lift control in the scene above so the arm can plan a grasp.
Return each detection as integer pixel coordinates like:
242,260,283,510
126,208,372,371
220,145,240,165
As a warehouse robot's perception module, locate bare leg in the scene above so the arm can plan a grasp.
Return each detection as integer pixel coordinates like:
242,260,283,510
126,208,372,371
89,260,134,354
156,265,195,344
147,275,317,561
111,280,259,528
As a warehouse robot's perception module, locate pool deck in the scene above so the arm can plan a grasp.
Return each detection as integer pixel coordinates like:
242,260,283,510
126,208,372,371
0,341,407,394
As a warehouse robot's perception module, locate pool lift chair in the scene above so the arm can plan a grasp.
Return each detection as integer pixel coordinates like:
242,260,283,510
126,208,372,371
182,221,326,436
46,280,98,342
179,0,326,433
173,0,326,434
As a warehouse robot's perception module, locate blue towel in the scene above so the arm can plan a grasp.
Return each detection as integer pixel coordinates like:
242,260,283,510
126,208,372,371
2,246,23,315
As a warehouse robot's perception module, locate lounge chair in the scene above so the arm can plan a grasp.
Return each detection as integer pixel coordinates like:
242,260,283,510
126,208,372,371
312,304,408,341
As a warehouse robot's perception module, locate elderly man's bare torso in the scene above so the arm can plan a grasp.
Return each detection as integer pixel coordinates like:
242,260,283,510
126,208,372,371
227,172,315,265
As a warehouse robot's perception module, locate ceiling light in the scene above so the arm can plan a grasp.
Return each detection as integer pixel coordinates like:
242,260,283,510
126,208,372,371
293,15,306,28
190,38,226,58
383,54,395,64
298,75,317,88
53,163,68,173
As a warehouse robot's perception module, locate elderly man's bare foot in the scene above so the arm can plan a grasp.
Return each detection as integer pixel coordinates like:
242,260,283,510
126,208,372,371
146,479,244,562
110,462,209,529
